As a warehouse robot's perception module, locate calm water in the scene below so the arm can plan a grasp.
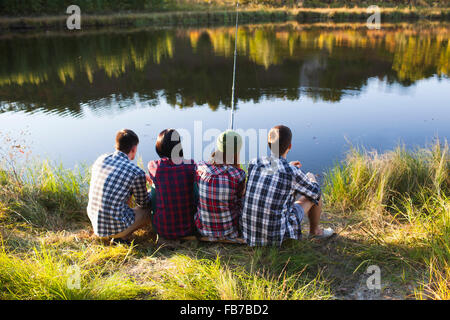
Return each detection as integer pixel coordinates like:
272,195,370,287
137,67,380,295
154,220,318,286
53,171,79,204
0,22,449,173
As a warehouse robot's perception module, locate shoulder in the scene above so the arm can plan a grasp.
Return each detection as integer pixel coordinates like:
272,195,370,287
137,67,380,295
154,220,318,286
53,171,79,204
181,159,197,171
93,153,110,165
250,156,275,166
196,161,209,170
286,161,304,177
116,157,145,178
226,165,246,181
91,153,113,172
129,162,146,178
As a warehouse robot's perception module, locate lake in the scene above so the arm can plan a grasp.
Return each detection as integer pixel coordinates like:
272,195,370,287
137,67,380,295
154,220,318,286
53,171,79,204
0,22,449,174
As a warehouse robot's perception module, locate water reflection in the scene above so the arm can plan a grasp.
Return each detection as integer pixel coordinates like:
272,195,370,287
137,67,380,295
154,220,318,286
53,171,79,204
0,22,449,117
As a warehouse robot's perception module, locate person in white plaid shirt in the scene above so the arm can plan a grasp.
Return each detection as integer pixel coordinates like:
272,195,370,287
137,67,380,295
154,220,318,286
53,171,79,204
87,129,151,240
241,125,334,246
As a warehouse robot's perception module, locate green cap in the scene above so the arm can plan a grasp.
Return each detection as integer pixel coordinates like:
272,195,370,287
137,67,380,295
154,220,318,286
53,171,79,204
216,130,243,154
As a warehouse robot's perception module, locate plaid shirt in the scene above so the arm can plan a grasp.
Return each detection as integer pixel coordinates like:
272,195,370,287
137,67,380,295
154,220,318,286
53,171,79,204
87,151,150,237
148,158,197,239
241,156,321,246
195,162,246,240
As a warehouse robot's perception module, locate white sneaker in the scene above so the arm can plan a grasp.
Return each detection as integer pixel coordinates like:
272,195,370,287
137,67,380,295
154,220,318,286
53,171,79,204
309,227,335,238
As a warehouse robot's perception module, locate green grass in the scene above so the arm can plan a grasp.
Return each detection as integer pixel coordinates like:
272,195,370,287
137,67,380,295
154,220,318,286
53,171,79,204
154,254,332,300
0,140,448,299
0,160,89,229
323,139,449,299
323,141,449,213
0,240,153,299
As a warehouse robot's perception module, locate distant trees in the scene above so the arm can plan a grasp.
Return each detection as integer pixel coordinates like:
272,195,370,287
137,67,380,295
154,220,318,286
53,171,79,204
0,0,449,16
0,0,165,16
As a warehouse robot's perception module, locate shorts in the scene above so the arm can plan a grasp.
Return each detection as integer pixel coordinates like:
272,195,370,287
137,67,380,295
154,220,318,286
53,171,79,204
292,203,305,223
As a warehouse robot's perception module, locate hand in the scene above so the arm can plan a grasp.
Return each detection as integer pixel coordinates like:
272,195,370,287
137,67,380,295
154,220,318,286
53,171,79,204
290,161,302,168
306,172,317,183
145,174,152,184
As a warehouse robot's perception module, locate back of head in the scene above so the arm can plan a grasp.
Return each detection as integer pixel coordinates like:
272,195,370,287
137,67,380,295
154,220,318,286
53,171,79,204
155,128,184,160
116,129,139,154
268,125,292,157
212,130,242,166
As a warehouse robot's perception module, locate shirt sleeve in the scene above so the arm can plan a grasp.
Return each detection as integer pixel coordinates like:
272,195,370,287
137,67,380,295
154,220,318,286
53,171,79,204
292,167,321,204
132,171,151,208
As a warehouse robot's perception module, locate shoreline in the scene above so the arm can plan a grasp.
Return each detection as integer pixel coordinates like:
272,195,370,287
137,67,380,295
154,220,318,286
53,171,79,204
1,8,449,32
0,142,448,299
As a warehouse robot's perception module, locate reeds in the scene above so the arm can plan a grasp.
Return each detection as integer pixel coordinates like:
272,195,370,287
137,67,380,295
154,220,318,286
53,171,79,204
0,160,89,229
323,139,449,299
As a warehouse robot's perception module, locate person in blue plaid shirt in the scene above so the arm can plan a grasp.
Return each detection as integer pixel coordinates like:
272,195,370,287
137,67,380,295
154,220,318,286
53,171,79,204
87,129,151,241
241,125,334,246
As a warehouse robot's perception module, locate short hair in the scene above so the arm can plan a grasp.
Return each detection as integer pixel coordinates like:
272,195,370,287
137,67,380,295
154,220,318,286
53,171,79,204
268,125,292,156
115,129,139,154
155,129,184,159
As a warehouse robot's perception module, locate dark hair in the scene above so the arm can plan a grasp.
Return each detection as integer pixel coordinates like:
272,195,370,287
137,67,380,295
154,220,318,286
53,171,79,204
268,125,292,157
115,129,139,154
155,129,184,159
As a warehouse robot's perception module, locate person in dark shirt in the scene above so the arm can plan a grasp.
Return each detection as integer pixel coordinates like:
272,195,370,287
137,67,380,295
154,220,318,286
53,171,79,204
147,129,197,239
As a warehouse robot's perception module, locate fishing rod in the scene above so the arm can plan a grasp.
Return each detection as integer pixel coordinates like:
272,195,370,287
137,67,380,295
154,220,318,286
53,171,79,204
229,0,239,130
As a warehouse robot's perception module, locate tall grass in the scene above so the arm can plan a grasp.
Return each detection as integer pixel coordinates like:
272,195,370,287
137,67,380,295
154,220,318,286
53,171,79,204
323,140,449,213
323,139,449,300
0,160,89,229
0,239,153,300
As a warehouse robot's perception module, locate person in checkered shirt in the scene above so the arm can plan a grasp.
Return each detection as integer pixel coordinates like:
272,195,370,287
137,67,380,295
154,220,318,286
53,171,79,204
147,129,198,239
195,130,246,242
87,129,151,241
241,125,334,247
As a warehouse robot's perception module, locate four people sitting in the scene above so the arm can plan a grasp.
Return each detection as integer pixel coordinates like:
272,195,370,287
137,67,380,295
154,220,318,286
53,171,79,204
87,125,333,246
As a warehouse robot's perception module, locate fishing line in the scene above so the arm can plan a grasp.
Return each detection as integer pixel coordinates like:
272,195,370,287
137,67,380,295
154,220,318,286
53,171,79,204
229,0,239,130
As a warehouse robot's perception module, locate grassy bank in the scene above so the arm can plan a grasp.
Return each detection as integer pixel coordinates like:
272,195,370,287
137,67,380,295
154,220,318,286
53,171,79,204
1,7,449,31
0,141,448,299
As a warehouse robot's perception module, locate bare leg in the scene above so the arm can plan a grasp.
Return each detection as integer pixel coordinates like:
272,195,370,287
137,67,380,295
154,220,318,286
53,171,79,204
295,196,324,236
111,207,151,239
